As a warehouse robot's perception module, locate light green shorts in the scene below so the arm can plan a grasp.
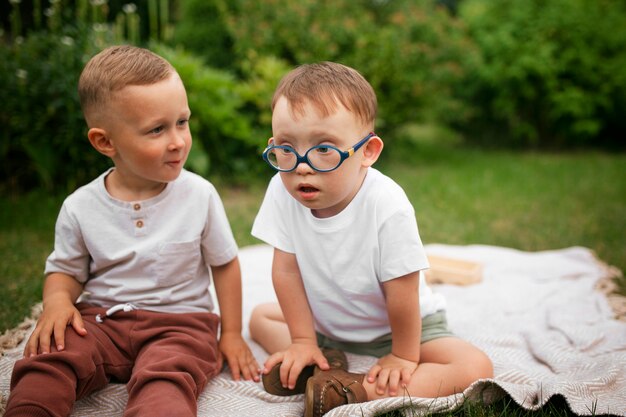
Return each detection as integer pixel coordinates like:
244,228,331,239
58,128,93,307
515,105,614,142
315,310,454,358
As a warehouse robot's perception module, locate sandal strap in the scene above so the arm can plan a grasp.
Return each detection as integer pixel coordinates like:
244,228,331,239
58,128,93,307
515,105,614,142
325,375,366,404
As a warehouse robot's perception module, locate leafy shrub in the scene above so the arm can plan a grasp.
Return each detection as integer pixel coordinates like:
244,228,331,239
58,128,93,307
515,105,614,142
172,0,476,138
170,0,233,69
0,26,110,193
0,1,274,193
346,2,477,131
0,0,175,194
458,0,626,148
236,54,293,134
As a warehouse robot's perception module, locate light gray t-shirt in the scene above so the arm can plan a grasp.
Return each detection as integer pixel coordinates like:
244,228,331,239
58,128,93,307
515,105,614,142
252,168,446,342
45,168,238,313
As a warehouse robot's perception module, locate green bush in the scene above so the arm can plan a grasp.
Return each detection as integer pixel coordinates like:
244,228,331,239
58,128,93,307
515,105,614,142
170,0,233,69
172,0,475,137
236,54,293,135
347,2,477,131
0,26,110,193
0,35,272,193
0,1,273,193
5,0,623,197
0,0,161,193
458,0,626,148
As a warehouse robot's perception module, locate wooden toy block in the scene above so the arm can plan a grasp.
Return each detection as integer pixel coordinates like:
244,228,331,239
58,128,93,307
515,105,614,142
424,255,483,285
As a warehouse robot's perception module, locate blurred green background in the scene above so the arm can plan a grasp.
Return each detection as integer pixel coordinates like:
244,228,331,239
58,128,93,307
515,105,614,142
1,0,624,321
2,0,625,193
1,1,625,415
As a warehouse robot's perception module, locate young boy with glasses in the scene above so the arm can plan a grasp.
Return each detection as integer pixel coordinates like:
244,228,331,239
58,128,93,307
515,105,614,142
4,45,259,417
249,62,493,417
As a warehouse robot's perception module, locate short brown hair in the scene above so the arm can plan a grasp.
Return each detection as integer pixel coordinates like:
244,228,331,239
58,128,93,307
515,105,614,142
78,45,175,123
272,62,377,128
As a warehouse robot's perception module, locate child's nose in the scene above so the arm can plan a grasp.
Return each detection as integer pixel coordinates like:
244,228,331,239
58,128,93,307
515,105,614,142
294,159,315,175
168,132,187,151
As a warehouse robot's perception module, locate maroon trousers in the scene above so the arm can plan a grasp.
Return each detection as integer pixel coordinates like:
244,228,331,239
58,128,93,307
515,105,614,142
5,303,222,417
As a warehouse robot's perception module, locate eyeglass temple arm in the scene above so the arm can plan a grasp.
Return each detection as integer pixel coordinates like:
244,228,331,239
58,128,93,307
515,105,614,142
347,132,376,156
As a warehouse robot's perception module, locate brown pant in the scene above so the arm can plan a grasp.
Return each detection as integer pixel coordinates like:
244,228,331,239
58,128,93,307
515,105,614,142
5,303,222,417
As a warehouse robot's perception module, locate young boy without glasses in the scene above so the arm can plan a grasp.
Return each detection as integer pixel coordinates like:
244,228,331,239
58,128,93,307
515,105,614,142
249,62,493,417
4,45,259,417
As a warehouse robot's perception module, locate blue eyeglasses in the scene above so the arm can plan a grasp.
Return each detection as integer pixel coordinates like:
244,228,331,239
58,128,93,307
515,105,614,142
262,132,376,173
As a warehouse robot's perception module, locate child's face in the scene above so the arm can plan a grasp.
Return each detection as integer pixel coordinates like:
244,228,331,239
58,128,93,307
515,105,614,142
103,74,191,191
271,96,374,218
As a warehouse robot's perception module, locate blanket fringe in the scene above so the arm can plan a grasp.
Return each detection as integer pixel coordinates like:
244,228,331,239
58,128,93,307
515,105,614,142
591,252,626,322
0,303,42,355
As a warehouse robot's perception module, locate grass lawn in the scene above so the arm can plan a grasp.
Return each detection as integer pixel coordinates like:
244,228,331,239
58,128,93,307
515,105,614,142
382,141,626,278
1,142,624,416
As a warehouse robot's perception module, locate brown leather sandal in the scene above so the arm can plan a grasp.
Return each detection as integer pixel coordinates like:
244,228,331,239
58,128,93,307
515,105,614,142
262,348,348,396
304,369,368,417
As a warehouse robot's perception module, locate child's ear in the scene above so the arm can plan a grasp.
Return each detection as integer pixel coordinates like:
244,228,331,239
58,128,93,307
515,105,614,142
268,137,275,146
87,128,116,158
361,135,384,167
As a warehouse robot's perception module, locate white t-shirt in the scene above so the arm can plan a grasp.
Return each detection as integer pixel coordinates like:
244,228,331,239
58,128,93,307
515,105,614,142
45,168,238,313
252,168,446,342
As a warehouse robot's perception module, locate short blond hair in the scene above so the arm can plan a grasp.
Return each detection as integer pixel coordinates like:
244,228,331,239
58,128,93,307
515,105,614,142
78,45,175,123
272,62,377,128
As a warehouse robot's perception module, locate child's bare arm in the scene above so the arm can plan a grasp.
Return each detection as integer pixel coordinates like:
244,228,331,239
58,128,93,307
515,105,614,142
212,257,260,382
367,271,422,396
263,248,329,390
24,272,86,357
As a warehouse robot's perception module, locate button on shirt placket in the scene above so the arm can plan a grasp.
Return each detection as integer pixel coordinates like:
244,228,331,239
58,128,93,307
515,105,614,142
131,202,147,237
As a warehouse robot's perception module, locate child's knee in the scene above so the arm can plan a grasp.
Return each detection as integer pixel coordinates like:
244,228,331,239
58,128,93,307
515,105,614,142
478,351,494,378
465,349,494,380
249,303,280,331
248,303,271,336
251,302,281,317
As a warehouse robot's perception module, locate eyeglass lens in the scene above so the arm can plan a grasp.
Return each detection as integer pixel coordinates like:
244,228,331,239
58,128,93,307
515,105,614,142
267,146,342,171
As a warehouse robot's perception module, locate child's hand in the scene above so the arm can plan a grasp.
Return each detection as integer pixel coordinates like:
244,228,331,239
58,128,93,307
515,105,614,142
263,343,329,390
23,298,87,358
366,353,418,396
219,332,260,382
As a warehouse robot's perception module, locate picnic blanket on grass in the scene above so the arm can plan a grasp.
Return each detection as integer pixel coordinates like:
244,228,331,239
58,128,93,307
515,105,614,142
1,244,625,416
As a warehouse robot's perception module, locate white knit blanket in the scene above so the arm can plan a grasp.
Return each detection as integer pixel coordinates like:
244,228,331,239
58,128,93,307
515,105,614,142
1,244,625,416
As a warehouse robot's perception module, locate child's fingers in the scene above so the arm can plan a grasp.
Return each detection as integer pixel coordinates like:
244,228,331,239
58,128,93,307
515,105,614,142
367,364,381,384
37,322,53,354
236,359,250,381
313,351,329,371
387,370,401,396
249,361,261,382
244,355,260,382
23,328,41,357
401,368,413,388
263,351,284,374
70,311,88,336
286,361,306,390
53,320,67,351
279,357,294,388
228,358,242,381
375,368,390,395
239,354,260,382
223,346,258,381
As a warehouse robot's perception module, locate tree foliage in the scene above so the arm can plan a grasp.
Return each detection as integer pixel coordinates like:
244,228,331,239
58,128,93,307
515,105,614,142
458,0,626,147
2,0,625,193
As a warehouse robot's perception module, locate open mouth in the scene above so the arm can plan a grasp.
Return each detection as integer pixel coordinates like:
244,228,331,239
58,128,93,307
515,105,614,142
299,186,318,193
